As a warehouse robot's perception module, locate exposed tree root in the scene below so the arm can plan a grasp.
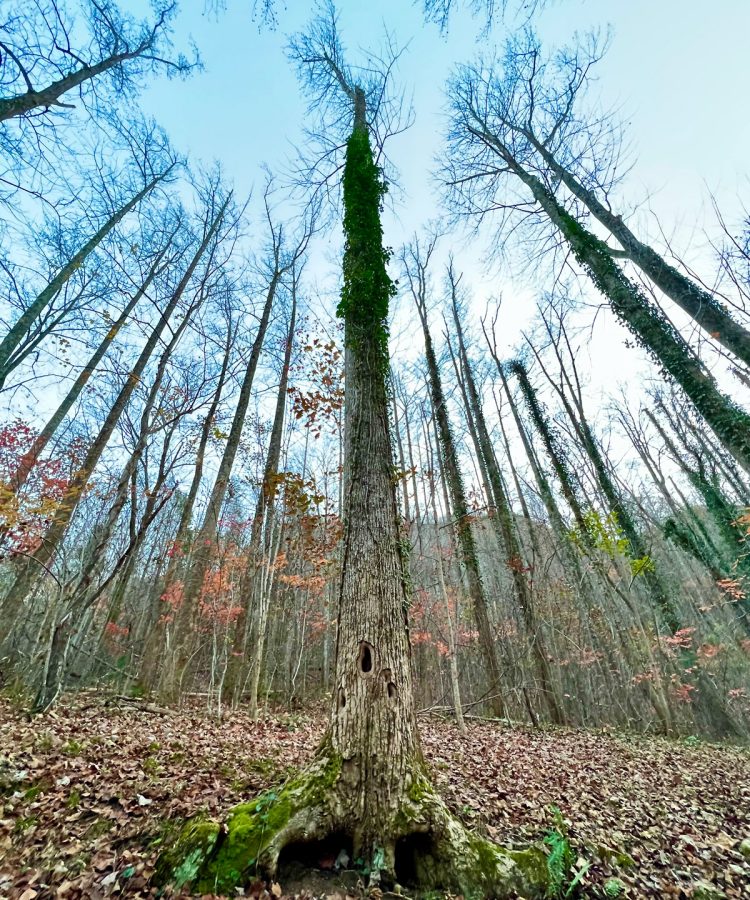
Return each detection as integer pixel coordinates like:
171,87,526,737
154,750,551,898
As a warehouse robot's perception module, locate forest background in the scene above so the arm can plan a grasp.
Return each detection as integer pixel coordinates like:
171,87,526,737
1,0,750,894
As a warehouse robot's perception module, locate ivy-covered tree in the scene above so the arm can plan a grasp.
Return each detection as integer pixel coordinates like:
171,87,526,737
156,6,550,896
445,79,750,475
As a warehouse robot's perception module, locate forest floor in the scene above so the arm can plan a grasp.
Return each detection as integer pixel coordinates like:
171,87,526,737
0,693,748,900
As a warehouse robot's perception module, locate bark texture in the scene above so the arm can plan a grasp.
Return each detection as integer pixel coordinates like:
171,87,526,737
155,87,550,900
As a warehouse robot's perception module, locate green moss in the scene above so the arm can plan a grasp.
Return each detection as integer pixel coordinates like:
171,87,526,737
549,197,750,470
505,846,550,885
463,832,549,898
407,772,431,803
195,799,291,893
596,844,635,868
35,731,54,752
509,360,581,526
157,751,343,894
169,820,221,890
14,815,38,834
66,789,81,809
338,123,395,376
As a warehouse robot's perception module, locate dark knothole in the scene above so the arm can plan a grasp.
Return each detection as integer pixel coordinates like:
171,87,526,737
358,641,373,674
277,832,354,885
338,687,346,709
387,681,397,701
394,832,441,889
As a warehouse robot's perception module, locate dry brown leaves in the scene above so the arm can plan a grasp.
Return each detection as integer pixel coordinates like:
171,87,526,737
420,717,750,898
0,695,748,899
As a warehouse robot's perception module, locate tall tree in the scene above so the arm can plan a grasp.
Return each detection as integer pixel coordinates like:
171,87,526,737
403,239,506,718
0,191,230,663
445,83,750,473
0,1,194,125
8,222,179,492
157,8,548,896
529,308,681,632
447,270,564,723
138,309,238,691
222,275,298,710
157,191,310,703
0,166,174,389
474,31,750,368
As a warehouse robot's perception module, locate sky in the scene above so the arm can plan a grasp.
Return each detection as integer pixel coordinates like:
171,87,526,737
129,0,750,423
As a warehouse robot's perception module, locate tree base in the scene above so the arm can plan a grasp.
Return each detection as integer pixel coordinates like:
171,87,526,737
154,749,551,898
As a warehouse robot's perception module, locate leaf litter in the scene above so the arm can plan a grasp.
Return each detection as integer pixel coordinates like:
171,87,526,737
0,695,748,898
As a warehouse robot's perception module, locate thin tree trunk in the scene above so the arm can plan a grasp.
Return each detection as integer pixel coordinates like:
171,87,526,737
223,288,297,707
0,169,172,387
10,232,176,492
0,197,228,656
448,292,564,724
32,308,191,713
159,264,282,703
407,258,505,718
497,363,674,732
0,29,169,122
427,448,466,733
139,322,235,691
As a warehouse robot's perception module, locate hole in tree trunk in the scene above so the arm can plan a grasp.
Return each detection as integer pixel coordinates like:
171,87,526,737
358,641,373,674
387,681,397,700
277,832,355,893
338,687,346,709
394,832,440,889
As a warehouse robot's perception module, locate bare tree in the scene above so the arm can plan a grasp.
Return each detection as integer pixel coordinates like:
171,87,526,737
444,53,750,474
402,236,506,718
0,184,231,663
0,1,196,125
157,5,550,896
444,30,750,366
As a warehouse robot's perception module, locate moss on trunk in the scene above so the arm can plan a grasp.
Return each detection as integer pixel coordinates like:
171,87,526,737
154,747,551,898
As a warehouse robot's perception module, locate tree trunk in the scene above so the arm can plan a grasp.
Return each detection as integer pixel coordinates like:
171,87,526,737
499,364,675,733
157,87,548,900
9,232,176,492
223,289,297,708
0,169,171,387
449,296,564,724
0,198,228,660
33,342,185,713
406,251,505,717
139,322,235,691
503,151,750,474
158,264,282,704
531,336,681,633
0,34,166,122
528,135,750,368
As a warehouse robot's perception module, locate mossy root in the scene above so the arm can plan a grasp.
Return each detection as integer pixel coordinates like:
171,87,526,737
154,753,550,898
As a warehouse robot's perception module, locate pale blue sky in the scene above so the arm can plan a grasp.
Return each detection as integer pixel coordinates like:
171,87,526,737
139,0,750,227
136,0,750,405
